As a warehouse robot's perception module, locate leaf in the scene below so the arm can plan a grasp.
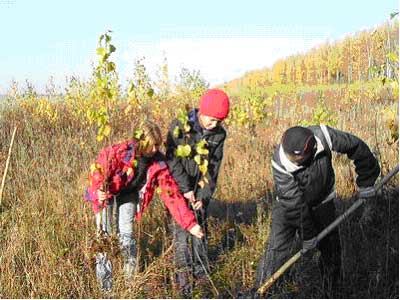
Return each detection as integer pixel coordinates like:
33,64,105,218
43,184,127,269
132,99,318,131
96,134,104,142
387,52,398,63
194,154,201,165
105,33,112,43
97,77,107,89
97,124,104,136
147,88,154,97
99,34,105,44
107,62,116,72
183,123,191,133
134,128,144,139
128,82,135,94
176,144,192,157
96,47,106,57
196,139,209,155
109,44,116,53
90,163,103,174
173,126,180,138
198,159,208,174
103,124,111,137
177,109,189,124
132,159,138,168
390,12,399,19
101,53,109,63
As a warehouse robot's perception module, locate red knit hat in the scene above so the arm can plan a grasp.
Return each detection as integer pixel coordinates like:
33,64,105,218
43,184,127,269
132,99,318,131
199,89,230,120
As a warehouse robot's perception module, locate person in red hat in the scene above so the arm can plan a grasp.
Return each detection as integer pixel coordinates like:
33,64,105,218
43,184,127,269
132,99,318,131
166,88,230,297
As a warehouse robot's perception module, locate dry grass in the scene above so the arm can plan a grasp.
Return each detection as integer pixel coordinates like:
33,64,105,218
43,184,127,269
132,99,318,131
0,82,398,298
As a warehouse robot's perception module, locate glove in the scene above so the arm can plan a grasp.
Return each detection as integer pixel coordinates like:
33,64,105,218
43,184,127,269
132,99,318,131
301,236,318,254
357,186,376,198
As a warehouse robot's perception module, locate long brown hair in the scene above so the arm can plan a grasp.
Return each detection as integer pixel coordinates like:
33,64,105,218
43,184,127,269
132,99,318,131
135,120,162,156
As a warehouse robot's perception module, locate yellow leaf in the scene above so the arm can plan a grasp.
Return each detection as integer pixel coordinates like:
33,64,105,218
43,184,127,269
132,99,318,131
90,163,102,174
176,144,192,158
124,104,133,115
132,159,138,168
173,126,180,138
194,154,201,165
103,124,111,137
183,123,191,133
196,139,209,155
199,162,208,175
156,187,161,194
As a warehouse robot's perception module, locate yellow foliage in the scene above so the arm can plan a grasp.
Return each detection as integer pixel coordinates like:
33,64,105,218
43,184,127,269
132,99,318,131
20,97,58,123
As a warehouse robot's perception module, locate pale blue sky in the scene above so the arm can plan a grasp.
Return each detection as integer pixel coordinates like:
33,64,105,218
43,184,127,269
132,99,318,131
0,0,397,93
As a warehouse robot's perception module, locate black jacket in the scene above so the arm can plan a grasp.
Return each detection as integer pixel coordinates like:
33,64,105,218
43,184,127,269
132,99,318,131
118,152,165,197
272,125,380,240
166,109,226,202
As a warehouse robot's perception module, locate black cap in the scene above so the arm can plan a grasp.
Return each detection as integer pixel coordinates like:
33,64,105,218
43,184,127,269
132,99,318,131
282,126,317,157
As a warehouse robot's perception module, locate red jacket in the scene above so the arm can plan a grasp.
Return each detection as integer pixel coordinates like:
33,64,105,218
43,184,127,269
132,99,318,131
84,140,197,231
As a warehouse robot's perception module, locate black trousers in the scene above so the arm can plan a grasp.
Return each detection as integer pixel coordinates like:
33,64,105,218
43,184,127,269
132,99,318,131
171,205,209,291
255,200,341,290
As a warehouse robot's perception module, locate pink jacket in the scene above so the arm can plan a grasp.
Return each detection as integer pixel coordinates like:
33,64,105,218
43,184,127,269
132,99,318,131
84,140,197,231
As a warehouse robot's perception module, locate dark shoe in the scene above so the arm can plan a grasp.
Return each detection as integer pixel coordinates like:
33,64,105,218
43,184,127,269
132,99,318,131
176,271,192,299
179,285,192,299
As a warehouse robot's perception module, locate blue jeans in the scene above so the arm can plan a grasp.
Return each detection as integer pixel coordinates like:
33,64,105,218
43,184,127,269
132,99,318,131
96,194,137,258
95,194,138,290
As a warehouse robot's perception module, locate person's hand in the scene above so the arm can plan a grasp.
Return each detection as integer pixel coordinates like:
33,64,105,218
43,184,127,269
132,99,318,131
189,224,204,239
97,189,109,204
191,199,203,211
184,191,196,203
358,186,376,198
301,236,318,254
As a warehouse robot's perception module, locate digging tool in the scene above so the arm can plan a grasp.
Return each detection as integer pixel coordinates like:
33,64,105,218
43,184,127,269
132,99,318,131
257,164,399,295
0,126,17,208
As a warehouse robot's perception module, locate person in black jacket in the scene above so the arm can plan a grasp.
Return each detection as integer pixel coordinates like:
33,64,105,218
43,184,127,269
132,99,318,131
166,88,230,296
254,125,380,296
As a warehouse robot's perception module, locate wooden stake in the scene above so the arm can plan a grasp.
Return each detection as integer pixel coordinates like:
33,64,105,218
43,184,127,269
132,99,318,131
0,126,17,207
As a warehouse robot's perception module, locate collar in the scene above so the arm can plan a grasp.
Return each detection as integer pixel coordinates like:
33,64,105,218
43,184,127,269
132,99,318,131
279,145,304,173
188,109,203,134
279,136,325,173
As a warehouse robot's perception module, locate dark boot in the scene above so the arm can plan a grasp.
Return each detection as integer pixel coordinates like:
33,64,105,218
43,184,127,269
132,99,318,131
176,270,192,299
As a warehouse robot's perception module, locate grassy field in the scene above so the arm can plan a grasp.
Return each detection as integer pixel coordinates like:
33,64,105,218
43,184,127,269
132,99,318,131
0,75,398,298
